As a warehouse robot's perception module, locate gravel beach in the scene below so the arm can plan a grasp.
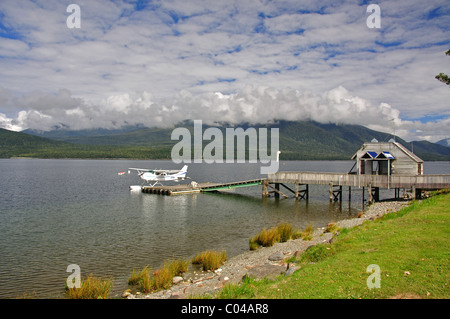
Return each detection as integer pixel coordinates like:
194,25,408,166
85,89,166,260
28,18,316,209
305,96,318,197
128,199,410,299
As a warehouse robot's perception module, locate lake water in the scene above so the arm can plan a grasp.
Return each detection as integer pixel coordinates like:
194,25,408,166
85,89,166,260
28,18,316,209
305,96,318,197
0,159,448,298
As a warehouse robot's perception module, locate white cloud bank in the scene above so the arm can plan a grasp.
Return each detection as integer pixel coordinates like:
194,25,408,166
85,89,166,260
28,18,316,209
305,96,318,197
1,85,448,142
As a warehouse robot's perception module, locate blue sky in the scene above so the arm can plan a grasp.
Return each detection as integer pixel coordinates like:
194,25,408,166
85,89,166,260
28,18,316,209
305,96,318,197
0,0,449,142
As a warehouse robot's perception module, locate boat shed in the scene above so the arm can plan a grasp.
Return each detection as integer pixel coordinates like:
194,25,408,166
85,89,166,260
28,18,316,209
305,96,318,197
351,141,424,176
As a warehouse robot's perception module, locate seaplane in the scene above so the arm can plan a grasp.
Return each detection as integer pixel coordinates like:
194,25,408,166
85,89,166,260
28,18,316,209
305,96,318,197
128,165,189,188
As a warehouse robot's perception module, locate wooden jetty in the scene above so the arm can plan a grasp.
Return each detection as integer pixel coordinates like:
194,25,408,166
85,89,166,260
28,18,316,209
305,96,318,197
266,171,450,203
139,173,449,203
141,179,265,195
264,142,449,203
140,142,450,202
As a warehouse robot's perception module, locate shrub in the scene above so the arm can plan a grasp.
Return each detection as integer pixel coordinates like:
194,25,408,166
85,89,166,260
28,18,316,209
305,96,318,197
66,274,112,299
192,250,227,271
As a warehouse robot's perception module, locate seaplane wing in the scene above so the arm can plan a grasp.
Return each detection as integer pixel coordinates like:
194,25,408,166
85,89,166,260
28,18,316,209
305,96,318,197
128,165,188,186
128,168,152,173
151,169,184,174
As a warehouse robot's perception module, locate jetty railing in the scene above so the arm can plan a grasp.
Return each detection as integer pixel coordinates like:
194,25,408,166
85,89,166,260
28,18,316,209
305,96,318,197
268,172,450,189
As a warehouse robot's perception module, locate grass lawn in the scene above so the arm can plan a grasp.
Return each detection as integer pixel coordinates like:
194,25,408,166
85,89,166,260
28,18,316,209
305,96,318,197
217,192,450,299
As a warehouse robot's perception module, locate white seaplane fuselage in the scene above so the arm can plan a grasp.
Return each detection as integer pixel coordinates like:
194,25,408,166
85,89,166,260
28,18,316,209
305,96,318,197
129,165,188,187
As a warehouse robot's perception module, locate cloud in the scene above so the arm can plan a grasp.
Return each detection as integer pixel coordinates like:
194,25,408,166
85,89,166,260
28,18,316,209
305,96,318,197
1,84,448,142
0,112,23,131
0,0,449,141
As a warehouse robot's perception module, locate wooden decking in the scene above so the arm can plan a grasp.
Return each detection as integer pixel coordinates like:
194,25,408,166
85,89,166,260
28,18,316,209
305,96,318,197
141,179,264,195
267,172,450,189
200,179,264,192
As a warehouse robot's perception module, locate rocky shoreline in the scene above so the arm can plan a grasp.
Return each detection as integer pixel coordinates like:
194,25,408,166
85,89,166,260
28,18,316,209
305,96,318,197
126,199,410,299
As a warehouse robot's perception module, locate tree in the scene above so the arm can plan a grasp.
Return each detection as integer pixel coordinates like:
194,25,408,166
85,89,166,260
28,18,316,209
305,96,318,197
435,49,450,86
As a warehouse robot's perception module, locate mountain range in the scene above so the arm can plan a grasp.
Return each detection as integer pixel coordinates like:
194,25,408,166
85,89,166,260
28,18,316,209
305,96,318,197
1,120,449,161
436,138,450,148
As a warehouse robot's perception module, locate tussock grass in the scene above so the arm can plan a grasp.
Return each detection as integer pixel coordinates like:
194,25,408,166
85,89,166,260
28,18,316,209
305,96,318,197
249,222,313,250
249,239,260,251
65,274,112,299
151,267,173,291
128,258,190,293
277,222,294,242
128,266,151,286
167,258,190,276
300,223,314,241
128,266,153,292
324,222,341,234
192,250,227,271
250,227,280,248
